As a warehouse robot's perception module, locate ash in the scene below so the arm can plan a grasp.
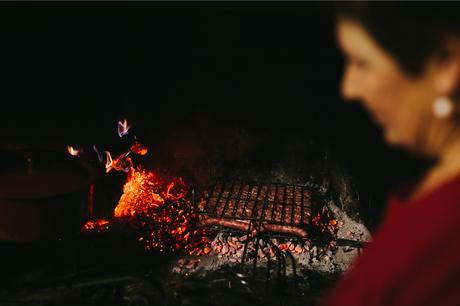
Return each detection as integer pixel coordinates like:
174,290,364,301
172,202,370,276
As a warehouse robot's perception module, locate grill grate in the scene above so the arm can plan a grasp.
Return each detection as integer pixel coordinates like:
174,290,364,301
194,181,331,303
196,181,327,235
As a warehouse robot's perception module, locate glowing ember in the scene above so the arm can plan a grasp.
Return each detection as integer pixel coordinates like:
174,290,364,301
113,167,164,218
82,118,208,254
130,140,148,155
117,119,131,137
112,165,208,253
67,145,80,156
311,206,338,243
82,219,110,232
83,163,208,254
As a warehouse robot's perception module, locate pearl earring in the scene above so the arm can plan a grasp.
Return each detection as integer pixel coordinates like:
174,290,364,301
433,96,454,119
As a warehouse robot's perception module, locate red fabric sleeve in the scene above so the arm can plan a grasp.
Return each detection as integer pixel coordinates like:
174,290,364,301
319,176,460,306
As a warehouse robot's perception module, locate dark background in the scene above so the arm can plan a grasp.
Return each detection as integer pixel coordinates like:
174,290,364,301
0,2,426,231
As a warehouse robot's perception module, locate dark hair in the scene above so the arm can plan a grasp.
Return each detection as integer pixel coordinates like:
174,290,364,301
335,2,460,77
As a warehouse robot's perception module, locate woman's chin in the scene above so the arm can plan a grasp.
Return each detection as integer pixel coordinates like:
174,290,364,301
383,129,400,146
383,129,410,150
384,129,435,158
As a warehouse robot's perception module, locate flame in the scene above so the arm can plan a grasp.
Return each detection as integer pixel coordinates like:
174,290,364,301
117,119,131,137
105,151,131,173
87,151,209,253
81,119,209,254
67,145,80,156
114,168,164,218
105,151,113,173
130,140,148,155
93,145,103,163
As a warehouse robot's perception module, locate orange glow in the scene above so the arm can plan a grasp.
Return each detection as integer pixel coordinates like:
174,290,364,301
81,119,209,254
312,208,339,235
67,145,80,156
83,164,209,254
82,219,110,232
105,151,132,173
111,165,209,253
114,167,164,218
130,140,148,155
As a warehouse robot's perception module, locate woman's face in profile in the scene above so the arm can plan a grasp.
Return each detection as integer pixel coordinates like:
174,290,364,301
336,19,438,151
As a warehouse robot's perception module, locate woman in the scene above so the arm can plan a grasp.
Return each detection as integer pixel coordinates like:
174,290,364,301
320,3,460,306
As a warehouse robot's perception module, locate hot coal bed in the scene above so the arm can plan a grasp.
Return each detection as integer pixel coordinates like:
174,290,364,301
0,3,423,306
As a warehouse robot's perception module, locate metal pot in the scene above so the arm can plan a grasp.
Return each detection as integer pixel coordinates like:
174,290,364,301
0,147,97,243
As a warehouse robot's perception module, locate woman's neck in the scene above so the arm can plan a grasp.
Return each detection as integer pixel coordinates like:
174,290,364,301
410,135,460,202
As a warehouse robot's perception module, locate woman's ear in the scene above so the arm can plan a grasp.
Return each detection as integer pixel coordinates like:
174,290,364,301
435,37,460,96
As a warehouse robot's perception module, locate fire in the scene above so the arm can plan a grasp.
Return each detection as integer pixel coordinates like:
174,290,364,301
130,140,148,155
114,167,164,218
112,166,208,253
105,151,131,173
311,206,339,243
67,145,80,156
117,119,131,137
82,118,208,254
82,219,110,232
105,151,113,172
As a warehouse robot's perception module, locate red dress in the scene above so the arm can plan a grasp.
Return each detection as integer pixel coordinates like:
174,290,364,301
320,173,460,306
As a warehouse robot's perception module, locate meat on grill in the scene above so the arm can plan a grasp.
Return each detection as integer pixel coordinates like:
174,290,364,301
197,183,312,238
199,217,257,237
260,223,308,237
200,217,308,237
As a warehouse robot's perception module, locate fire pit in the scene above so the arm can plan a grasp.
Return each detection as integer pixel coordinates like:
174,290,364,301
0,119,370,306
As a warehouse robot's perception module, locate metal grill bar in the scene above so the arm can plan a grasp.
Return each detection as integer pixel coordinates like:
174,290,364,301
201,183,215,213
197,182,317,226
211,182,225,215
241,185,253,218
280,186,286,225
300,186,305,224
270,184,278,222
231,184,244,217
290,186,295,226
219,182,236,218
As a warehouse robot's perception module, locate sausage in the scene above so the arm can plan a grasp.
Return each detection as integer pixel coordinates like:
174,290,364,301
200,217,307,238
200,217,249,229
199,217,258,237
260,223,308,237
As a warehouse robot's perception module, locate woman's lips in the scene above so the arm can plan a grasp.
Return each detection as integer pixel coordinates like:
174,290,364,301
372,112,386,126
363,105,386,126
